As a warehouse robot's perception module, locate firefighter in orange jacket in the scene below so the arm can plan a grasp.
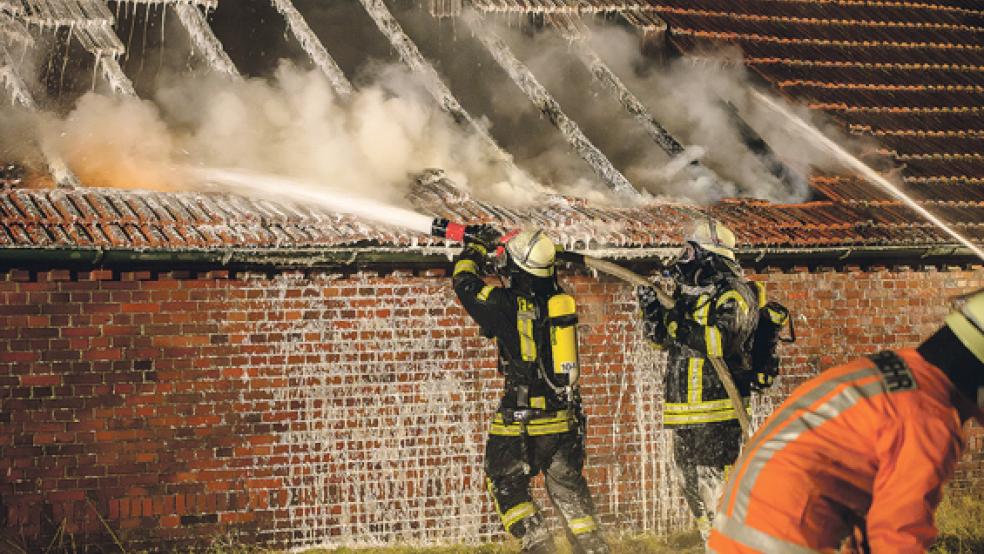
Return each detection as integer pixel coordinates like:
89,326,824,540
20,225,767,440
452,228,609,554
708,289,984,554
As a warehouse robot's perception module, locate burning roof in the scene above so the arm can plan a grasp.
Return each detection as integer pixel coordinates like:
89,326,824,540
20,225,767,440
1,171,981,263
0,0,982,263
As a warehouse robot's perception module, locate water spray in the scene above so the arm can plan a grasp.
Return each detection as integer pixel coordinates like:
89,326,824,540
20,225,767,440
194,168,436,235
750,90,984,262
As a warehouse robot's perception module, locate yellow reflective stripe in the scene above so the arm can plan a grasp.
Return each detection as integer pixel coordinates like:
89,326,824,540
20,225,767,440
753,281,768,308
519,319,535,361
768,307,788,325
665,398,737,414
664,398,750,425
489,423,523,436
527,422,570,435
569,516,597,535
490,411,571,436
687,358,704,404
706,326,723,357
454,259,478,276
716,290,749,313
477,285,495,302
469,243,488,256
693,295,711,324
517,298,537,361
501,502,537,532
664,410,742,425
530,396,546,410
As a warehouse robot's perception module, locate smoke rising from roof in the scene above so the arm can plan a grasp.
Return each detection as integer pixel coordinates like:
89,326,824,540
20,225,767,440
490,20,850,203
0,4,863,207
2,61,551,206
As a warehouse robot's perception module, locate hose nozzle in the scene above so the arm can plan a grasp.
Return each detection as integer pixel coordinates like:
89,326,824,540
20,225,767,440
431,218,500,247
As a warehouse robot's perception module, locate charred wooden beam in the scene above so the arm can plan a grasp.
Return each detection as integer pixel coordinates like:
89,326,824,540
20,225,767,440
270,0,352,96
359,0,511,163
173,2,240,78
464,13,638,198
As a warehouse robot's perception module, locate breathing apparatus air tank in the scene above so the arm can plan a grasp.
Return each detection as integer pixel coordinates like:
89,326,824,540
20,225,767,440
548,293,580,386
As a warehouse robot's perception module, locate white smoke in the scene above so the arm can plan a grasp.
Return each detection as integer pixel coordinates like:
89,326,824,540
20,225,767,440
0,9,870,207
490,20,853,204
591,23,879,201
0,61,554,206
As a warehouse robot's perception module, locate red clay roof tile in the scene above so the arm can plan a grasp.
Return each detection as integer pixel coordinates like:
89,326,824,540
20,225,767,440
2,174,981,253
653,0,984,205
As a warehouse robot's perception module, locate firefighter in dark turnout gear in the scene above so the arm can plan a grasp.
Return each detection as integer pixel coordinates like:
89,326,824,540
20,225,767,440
453,228,608,554
637,219,770,540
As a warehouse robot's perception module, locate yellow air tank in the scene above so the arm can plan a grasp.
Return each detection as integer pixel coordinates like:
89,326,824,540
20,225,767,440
548,293,580,385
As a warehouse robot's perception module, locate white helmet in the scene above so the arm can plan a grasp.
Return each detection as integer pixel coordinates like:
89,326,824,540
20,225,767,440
684,218,737,261
505,229,555,278
946,289,984,366
943,288,984,423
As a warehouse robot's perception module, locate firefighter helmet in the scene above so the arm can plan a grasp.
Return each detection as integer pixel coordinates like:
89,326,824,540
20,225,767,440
683,218,737,261
505,229,555,278
946,288,984,365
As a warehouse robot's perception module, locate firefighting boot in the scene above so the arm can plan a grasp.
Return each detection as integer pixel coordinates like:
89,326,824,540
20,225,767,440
572,530,610,554
522,524,556,554
696,515,712,542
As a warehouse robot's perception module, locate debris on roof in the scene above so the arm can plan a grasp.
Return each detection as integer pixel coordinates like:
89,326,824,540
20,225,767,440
1,171,981,256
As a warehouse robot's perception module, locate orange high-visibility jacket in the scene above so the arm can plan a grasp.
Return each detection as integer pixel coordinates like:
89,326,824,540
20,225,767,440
708,349,966,554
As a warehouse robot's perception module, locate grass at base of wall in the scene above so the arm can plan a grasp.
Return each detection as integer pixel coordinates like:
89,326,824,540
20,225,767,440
932,487,984,554
190,487,984,554
297,529,704,554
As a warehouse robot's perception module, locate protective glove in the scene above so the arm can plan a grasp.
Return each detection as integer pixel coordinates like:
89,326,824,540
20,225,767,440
751,370,777,391
472,224,502,249
462,224,501,253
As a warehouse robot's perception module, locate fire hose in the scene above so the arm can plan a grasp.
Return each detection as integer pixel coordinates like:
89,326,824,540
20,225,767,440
192,169,754,437
431,218,753,438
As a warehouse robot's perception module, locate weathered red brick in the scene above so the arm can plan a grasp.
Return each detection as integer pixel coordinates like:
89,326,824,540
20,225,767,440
0,265,980,551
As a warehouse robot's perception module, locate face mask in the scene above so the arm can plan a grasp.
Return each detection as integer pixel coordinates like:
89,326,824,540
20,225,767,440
674,242,698,266
671,242,709,285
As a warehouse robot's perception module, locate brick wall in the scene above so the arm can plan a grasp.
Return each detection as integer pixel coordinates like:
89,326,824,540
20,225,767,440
0,264,981,551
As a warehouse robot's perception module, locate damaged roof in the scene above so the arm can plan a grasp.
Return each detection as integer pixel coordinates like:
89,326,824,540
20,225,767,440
640,0,984,192
1,0,982,264
1,172,981,262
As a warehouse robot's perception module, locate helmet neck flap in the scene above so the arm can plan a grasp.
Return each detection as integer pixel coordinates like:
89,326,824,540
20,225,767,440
918,288,984,424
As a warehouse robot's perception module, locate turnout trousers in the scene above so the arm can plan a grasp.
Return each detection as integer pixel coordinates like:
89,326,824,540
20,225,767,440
672,420,743,538
484,415,607,554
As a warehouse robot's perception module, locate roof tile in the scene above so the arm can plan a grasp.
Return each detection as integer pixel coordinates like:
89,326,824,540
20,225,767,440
4,173,978,254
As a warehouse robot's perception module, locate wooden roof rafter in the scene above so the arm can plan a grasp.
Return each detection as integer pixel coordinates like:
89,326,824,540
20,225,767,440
849,126,984,138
